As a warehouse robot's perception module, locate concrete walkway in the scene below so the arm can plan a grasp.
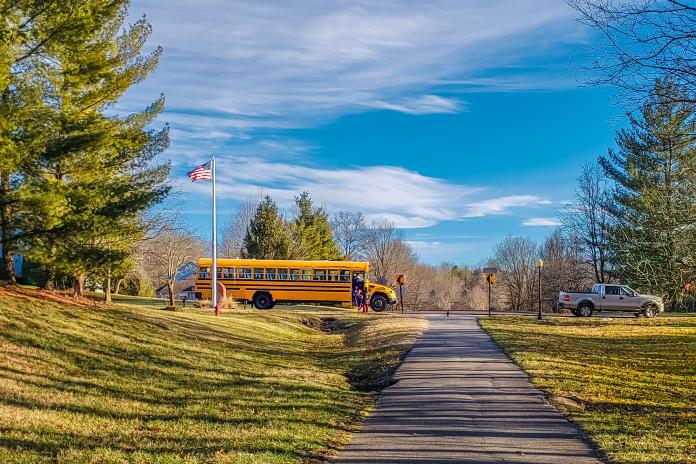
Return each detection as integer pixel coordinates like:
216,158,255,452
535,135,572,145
335,314,602,464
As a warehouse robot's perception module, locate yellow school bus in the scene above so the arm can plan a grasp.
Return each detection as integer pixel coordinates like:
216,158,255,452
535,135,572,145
194,258,398,311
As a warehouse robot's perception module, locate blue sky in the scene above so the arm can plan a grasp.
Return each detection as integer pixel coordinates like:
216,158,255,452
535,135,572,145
121,0,623,265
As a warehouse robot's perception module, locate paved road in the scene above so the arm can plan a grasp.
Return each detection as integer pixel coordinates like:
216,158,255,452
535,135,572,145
335,314,602,464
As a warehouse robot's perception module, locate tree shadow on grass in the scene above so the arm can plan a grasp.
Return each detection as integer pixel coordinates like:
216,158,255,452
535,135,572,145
0,298,422,462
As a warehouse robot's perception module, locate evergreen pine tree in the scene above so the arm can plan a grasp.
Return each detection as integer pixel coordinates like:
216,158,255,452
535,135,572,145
292,191,342,260
600,79,696,308
0,1,134,282
242,196,292,259
17,5,170,295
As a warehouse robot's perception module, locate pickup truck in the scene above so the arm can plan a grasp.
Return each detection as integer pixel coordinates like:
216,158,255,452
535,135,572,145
559,283,664,318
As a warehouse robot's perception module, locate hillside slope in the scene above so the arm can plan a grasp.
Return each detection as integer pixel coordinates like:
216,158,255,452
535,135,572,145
0,289,426,463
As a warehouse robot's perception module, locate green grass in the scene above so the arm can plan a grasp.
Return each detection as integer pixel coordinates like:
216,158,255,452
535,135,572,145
0,289,426,463
480,315,696,464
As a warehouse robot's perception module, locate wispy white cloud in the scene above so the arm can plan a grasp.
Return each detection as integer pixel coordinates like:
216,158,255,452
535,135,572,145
182,157,555,228
405,240,443,248
184,158,481,228
463,195,550,218
121,1,575,234
367,95,463,115
124,0,582,132
521,217,561,226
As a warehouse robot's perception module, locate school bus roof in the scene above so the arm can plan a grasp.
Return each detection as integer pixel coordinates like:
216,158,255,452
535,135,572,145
196,258,369,270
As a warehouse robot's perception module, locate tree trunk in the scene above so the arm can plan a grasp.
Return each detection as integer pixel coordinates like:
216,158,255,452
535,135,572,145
104,268,112,303
73,273,86,298
41,240,57,290
0,171,16,284
167,279,175,308
42,269,55,290
114,278,123,295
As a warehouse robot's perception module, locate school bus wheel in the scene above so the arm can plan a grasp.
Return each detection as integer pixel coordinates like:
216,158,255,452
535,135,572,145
370,294,388,312
253,292,274,310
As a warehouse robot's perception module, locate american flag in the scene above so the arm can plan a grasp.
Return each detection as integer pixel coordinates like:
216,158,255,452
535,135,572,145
188,160,212,181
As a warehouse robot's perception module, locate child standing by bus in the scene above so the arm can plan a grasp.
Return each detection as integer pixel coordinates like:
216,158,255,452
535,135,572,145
355,288,363,311
362,288,370,313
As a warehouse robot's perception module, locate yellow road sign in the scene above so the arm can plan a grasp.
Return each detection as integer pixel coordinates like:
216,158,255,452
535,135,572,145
485,273,496,285
396,274,405,286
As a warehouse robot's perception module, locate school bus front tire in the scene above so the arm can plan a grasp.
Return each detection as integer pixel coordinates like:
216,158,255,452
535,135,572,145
370,294,388,312
253,292,274,310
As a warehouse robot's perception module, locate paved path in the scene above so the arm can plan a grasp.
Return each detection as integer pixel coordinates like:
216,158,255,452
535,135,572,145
335,314,602,464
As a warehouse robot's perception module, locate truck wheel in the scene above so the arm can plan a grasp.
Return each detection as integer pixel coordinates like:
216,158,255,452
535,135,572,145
370,294,387,312
252,292,273,310
643,304,658,318
578,304,593,317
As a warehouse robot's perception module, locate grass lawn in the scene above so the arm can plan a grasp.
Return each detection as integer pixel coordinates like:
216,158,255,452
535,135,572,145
480,315,696,464
0,287,426,463
110,294,180,307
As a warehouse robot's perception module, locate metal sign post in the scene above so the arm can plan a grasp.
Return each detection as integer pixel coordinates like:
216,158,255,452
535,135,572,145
482,267,497,317
488,277,491,318
400,284,404,314
396,274,405,314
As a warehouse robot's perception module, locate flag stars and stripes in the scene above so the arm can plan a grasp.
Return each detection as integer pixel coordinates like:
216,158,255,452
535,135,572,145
188,160,212,181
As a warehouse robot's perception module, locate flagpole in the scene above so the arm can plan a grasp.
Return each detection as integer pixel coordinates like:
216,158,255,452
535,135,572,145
212,154,219,316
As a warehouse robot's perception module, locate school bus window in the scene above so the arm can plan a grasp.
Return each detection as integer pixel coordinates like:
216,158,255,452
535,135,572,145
329,270,339,281
216,267,223,279
278,268,289,280
222,267,234,279
314,269,327,281
290,269,300,280
239,268,251,279
302,269,313,281
199,267,211,279
254,268,264,279
339,270,350,282
266,268,277,280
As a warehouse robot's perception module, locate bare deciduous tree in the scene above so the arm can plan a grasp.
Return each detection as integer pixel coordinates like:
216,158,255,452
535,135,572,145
433,264,462,310
570,0,696,105
490,236,538,310
142,225,204,308
400,262,435,309
331,211,367,259
363,219,409,282
457,266,487,310
541,229,594,311
561,162,614,283
461,284,488,310
220,195,261,258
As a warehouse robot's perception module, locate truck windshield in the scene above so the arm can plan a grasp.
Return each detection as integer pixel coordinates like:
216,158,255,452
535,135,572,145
591,284,601,293
620,286,636,297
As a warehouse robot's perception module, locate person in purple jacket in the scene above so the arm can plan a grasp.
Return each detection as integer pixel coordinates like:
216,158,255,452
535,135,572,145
355,288,364,311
